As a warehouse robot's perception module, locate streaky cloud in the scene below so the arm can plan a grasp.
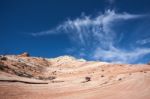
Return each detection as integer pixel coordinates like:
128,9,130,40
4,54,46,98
31,9,148,63
136,38,150,45
93,47,150,63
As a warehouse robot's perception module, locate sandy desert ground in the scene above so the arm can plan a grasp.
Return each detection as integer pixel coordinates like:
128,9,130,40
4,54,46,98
0,53,150,99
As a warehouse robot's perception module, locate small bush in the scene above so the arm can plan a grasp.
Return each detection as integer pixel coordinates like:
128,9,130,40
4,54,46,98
101,75,104,77
140,70,143,72
85,77,91,81
103,81,108,84
15,71,33,78
82,77,91,83
118,78,122,81
0,62,8,71
101,69,104,72
144,71,147,73
38,76,56,80
0,56,7,61
0,62,4,70
47,76,56,80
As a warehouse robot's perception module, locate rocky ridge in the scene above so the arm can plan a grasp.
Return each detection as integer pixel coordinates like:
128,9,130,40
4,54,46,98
0,52,150,99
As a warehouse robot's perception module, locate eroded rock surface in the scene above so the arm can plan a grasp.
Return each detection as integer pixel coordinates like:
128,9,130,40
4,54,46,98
0,53,150,99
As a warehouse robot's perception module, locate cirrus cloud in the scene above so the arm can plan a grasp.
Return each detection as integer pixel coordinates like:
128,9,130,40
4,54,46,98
31,9,149,63
136,38,150,45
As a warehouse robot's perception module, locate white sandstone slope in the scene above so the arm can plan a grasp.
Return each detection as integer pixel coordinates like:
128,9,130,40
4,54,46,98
0,53,150,99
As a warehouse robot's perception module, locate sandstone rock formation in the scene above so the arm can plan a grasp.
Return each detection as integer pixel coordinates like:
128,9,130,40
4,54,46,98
18,52,30,57
0,53,150,99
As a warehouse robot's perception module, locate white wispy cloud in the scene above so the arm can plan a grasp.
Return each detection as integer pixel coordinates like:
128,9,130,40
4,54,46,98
136,38,150,45
31,30,54,36
31,9,148,63
93,47,150,63
31,26,62,36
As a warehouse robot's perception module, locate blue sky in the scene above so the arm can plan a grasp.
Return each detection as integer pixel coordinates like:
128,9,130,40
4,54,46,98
0,0,150,64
